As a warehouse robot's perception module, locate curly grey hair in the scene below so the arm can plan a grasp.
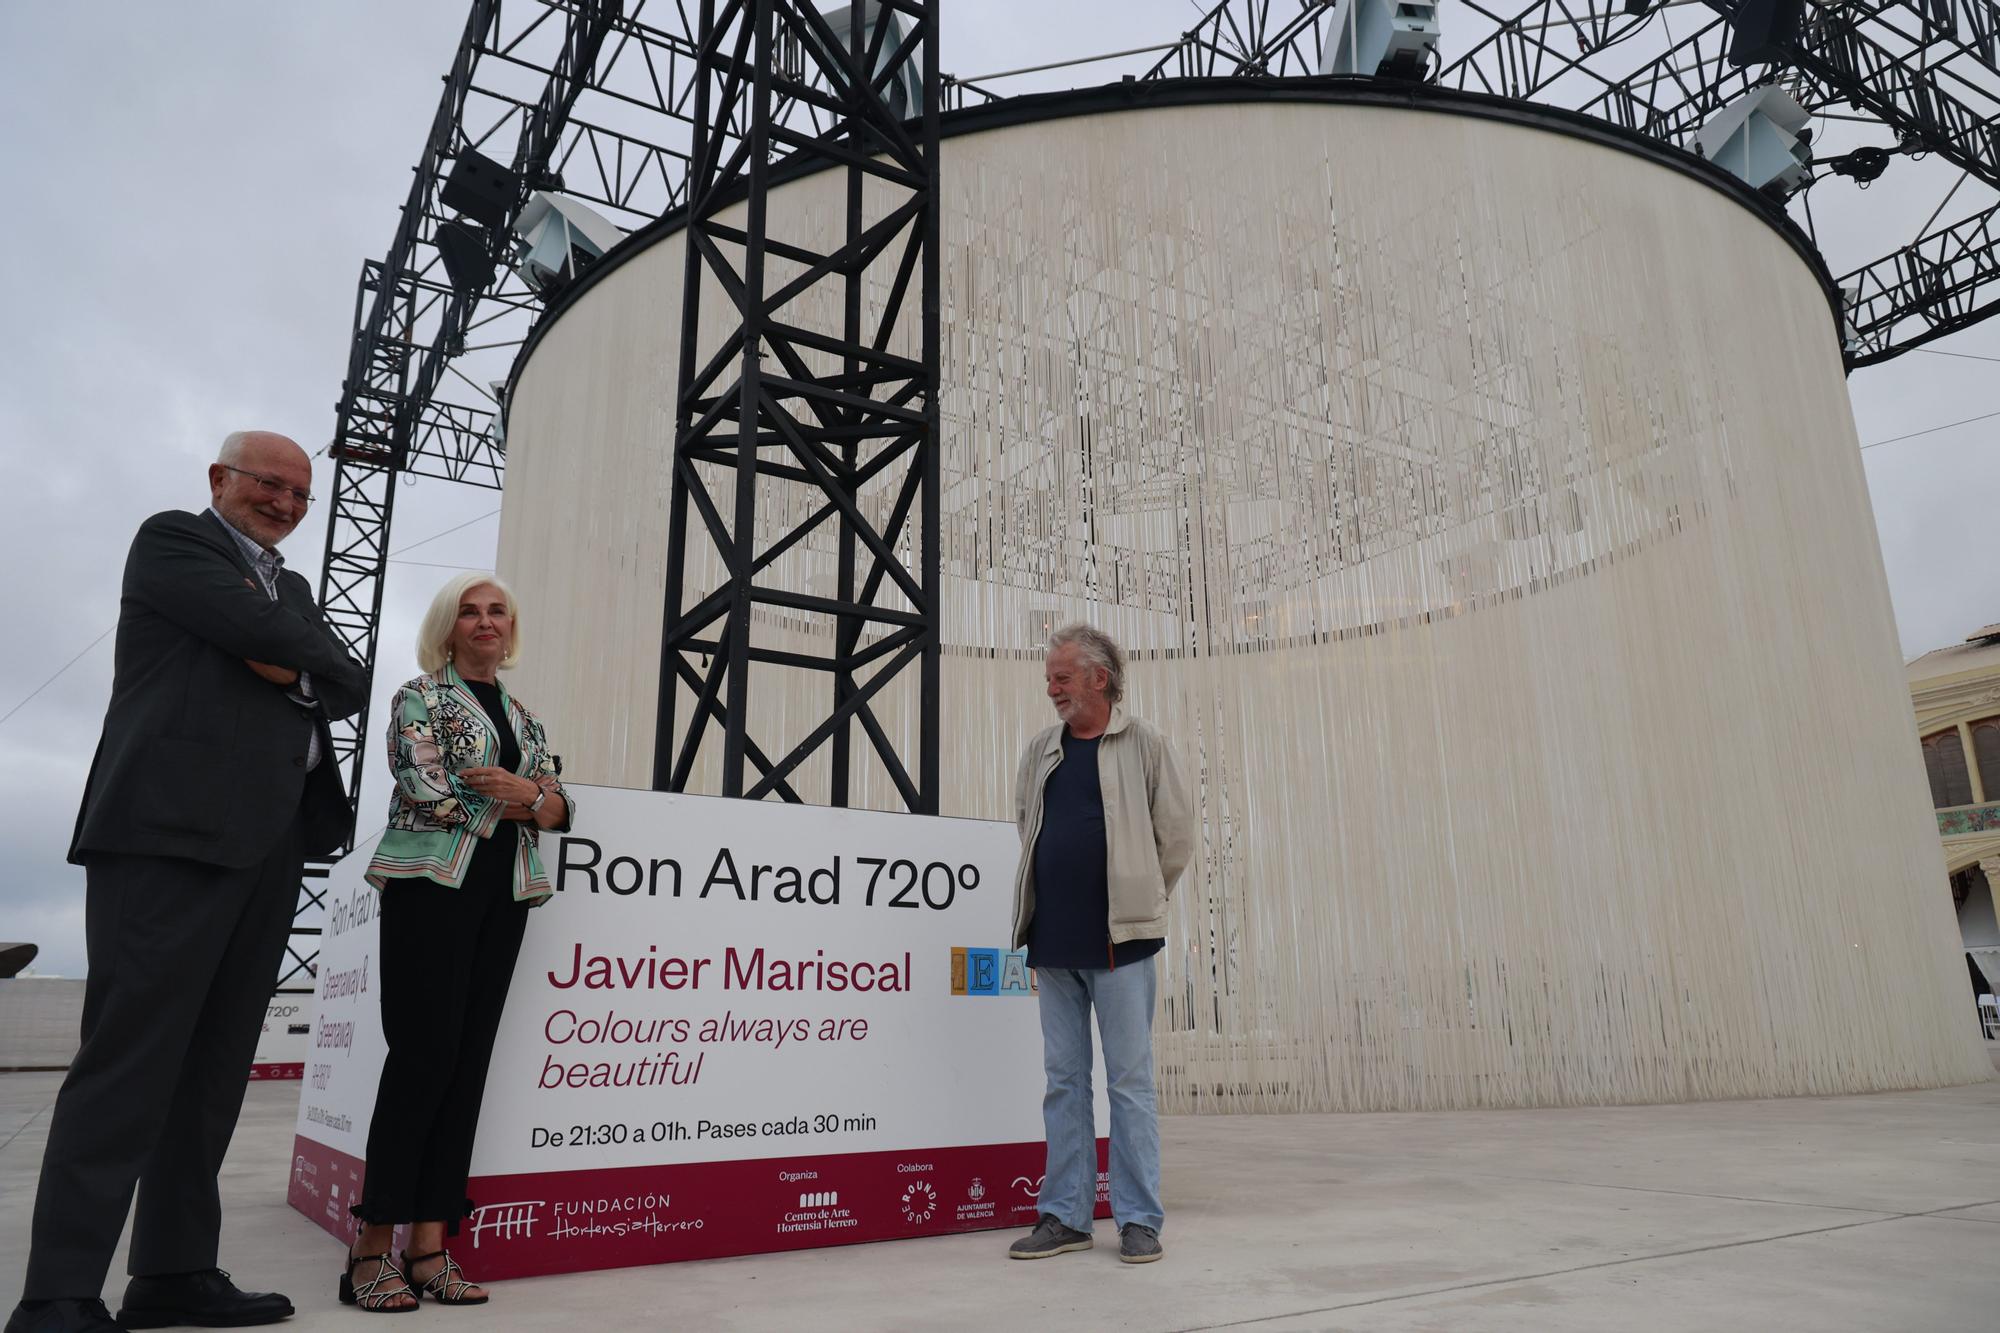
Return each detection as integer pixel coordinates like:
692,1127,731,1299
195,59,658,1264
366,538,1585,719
1047,622,1126,705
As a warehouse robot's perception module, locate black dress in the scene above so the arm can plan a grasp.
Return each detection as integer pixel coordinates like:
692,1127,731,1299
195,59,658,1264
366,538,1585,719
459,680,520,887
353,676,533,1232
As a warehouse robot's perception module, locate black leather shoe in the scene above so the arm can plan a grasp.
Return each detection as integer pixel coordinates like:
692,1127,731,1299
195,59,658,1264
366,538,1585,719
5,1299,127,1333
115,1271,292,1329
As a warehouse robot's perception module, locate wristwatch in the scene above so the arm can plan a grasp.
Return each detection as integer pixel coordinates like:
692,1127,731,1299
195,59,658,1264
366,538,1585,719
528,789,547,815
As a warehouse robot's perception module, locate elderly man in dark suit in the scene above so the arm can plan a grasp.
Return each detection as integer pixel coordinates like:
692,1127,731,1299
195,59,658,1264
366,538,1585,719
8,432,368,1333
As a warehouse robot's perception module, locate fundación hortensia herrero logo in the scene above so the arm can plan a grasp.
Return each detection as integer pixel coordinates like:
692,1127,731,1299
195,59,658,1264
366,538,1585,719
949,946,1036,996
467,1201,544,1249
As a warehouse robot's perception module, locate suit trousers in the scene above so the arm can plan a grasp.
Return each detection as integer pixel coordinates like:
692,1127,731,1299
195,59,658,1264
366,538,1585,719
22,816,303,1300
352,876,530,1231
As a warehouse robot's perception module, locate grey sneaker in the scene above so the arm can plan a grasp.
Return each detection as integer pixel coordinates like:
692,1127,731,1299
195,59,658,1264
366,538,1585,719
1008,1214,1093,1259
1118,1223,1163,1264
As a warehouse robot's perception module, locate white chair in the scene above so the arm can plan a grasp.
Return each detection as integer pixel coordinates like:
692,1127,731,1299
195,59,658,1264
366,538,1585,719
1979,994,2000,1041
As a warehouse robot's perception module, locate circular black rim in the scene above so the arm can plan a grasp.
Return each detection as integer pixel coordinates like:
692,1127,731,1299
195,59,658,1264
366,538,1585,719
506,75,1842,408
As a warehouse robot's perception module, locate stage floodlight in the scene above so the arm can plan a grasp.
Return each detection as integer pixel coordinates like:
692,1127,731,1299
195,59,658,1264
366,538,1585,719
1694,85,1813,197
1828,145,1893,184
488,381,510,453
1839,282,1863,354
1724,0,1805,67
442,150,522,230
808,1,923,119
1320,0,1440,80
435,220,497,295
510,191,625,294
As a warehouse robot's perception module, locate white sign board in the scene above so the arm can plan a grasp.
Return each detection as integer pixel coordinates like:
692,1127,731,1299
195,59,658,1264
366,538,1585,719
290,787,1108,1275
252,993,313,1080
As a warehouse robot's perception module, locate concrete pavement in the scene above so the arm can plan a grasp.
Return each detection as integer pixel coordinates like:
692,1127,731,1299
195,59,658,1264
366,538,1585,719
3,1053,1996,1331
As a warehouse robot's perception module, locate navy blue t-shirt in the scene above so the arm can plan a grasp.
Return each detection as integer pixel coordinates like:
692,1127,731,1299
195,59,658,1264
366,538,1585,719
1027,729,1164,970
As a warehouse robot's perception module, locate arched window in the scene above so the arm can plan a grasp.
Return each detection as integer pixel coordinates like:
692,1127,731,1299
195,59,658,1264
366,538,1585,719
1971,716,2000,804
1922,729,1975,809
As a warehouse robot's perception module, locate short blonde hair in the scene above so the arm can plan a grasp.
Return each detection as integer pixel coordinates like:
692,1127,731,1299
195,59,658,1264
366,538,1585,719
417,572,522,675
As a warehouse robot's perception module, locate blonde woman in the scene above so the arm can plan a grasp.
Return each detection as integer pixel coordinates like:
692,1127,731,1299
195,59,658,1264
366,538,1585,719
341,574,573,1313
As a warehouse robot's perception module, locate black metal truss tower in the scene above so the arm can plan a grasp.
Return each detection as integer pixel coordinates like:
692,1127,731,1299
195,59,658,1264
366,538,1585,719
291,0,705,991
653,0,942,810
288,0,934,988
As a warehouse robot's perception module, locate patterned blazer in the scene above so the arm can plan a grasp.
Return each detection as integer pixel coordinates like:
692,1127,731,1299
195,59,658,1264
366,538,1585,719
363,664,574,902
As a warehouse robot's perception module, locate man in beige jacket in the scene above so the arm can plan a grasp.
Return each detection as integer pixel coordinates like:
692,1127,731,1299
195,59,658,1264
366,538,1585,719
1006,623,1192,1265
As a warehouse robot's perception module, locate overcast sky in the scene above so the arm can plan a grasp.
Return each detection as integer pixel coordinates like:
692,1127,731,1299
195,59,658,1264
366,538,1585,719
3,2,1996,977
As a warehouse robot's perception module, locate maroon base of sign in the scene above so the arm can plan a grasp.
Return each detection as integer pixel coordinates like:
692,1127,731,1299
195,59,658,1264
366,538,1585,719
250,1063,303,1080
289,1135,1112,1277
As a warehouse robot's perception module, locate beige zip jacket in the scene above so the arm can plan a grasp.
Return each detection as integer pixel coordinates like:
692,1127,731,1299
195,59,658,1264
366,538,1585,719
1011,704,1194,952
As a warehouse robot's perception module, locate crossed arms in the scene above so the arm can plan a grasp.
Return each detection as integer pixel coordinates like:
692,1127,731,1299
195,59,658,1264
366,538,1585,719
127,512,368,719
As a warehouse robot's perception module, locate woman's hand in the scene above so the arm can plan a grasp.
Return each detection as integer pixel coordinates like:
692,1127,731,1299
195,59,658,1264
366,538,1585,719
501,779,567,827
460,766,541,804
531,786,568,830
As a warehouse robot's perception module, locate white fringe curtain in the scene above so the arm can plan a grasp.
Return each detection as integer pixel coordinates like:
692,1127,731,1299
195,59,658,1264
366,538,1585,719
496,99,1994,1110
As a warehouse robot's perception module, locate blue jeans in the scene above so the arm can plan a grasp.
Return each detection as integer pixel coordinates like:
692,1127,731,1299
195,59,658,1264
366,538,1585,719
1034,959,1163,1233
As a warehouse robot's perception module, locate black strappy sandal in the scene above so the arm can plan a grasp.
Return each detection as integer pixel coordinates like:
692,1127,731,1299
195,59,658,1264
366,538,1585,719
403,1248,489,1306
339,1251,419,1313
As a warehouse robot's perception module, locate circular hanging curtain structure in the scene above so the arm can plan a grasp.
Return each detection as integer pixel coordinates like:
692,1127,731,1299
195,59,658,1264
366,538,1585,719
494,87,1993,1111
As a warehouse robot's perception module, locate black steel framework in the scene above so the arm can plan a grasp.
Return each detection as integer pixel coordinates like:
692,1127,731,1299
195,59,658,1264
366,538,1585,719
1843,199,2000,366
285,0,1998,993
293,0,711,988
1143,0,1343,77
318,1,685,845
1131,0,2000,365
654,0,942,810
1426,0,2000,362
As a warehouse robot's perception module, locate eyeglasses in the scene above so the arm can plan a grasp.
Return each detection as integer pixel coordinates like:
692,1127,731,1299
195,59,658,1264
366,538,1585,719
221,465,314,507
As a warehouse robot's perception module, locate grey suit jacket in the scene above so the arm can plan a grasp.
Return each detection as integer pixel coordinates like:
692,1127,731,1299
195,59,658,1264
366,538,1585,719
69,509,369,868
